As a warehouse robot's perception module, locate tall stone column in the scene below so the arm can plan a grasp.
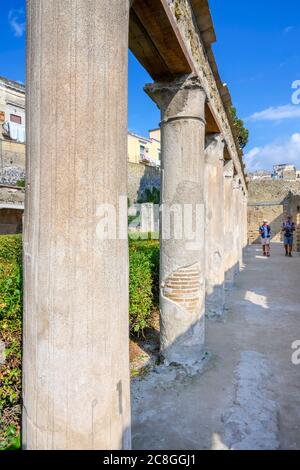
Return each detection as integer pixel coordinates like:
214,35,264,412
241,190,248,250
204,134,225,317
145,76,206,366
244,192,249,248
238,185,244,269
23,0,131,450
223,161,235,286
232,176,241,275
240,190,245,251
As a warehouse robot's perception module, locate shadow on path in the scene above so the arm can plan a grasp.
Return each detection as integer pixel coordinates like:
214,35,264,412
131,243,300,450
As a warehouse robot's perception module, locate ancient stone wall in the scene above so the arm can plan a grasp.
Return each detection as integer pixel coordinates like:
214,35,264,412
0,140,25,185
0,185,24,234
287,194,300,252
0,185,25,205
128,162,160,204
248,180,300,245
248,180,300,203
0,208,23,234
0,146,159,202
248,204,285,244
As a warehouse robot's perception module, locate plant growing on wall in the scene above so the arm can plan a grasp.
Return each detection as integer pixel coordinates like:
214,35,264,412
231,106,249,149
16,179,25,188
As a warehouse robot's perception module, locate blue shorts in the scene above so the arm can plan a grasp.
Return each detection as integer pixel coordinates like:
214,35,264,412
284,235,293,246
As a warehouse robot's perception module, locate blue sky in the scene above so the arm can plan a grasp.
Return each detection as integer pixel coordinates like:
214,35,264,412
1,0,300,171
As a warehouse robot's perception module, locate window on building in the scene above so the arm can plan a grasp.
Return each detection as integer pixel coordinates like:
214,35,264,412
140,145,145,158
10,114,22,124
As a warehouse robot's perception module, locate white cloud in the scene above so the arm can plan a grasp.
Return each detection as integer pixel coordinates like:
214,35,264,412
8,9,25,38
247,104,300,122
245,133,300,171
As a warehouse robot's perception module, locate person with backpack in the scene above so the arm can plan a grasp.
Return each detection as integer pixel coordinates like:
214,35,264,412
282,215,296,257
259,219,271,257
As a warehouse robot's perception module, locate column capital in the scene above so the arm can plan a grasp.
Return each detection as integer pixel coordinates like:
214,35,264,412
144,74,206,125
205,134,225,163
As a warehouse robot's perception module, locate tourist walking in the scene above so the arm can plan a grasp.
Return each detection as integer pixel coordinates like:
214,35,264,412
259,219,271,257
282,215,295,257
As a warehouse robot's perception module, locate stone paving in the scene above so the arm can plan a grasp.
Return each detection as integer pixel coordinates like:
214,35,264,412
132,244,300,450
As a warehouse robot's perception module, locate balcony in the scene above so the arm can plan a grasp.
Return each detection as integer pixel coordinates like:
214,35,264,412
139,154,160,167
2,121,26,143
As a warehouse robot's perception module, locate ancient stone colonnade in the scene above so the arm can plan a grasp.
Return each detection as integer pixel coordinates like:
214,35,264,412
23,0,248,450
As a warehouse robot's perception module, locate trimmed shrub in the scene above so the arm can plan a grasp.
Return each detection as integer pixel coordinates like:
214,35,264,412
0,235,22,265
0,235,22,450
129,240,160,334
0,235,160,448
129,248,153,333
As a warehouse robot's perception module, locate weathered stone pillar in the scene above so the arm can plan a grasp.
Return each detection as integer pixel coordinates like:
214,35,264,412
232,175,241,275
240,190,244,250
145,76,206,365
223,161,235,285
23,0,131,450
204,135,225,317
242,190,248,250
245,192,249,248
238,185,244,269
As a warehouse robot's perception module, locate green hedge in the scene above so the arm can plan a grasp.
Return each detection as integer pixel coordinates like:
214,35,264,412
129,240,159,334
0,235,22,265
0,235,22,450
0,235,160,449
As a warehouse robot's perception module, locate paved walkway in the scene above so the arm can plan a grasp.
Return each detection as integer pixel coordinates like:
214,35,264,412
132,244,300,450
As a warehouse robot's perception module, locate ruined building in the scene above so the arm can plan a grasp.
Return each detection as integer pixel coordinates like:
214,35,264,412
248,179,300,251
22,0,248,450
0,76,26,184
0,77,25,233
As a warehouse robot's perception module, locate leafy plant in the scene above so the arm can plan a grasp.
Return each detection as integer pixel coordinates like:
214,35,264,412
231,106,249,149
16,179,25,188
0,235,161,450
0,235,22,264
130,240,160,308
0,235,22,451
129,247,153,334
129,240,160,334
138,187,160,204
0,425,20,451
